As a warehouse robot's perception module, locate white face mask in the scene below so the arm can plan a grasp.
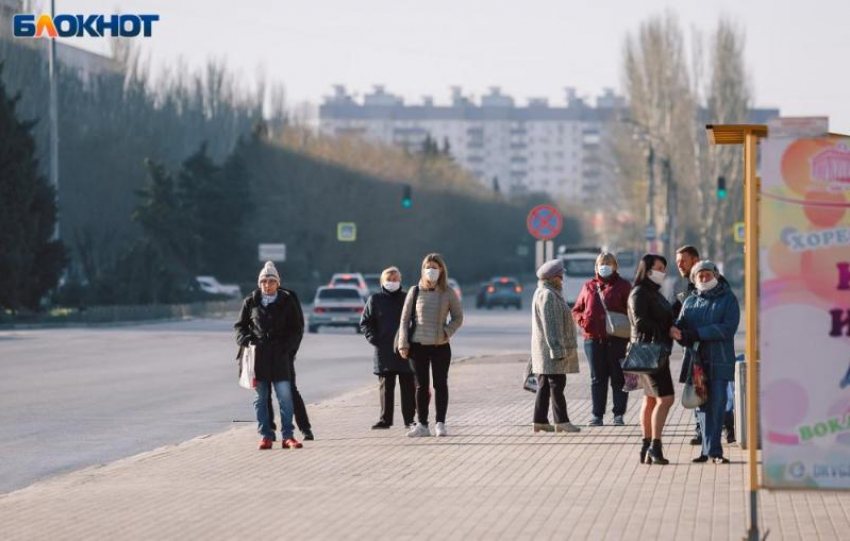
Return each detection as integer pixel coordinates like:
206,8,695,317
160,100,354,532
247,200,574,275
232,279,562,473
647,270,666,286
423,268,441,283
383,281,401,292
696,278,718,292
597,265,613,278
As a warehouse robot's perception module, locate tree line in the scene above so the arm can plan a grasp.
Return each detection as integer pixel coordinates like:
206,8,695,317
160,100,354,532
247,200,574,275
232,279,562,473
0,37,585,312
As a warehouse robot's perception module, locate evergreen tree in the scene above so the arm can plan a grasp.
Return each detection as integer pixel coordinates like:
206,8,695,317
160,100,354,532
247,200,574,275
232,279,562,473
0,63,66,311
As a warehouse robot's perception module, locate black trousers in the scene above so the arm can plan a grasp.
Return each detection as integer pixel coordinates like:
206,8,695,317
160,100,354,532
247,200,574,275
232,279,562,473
379,372,416,426
534,374,570,424
584,338,628,418
268,359,311,433
409,343,451,425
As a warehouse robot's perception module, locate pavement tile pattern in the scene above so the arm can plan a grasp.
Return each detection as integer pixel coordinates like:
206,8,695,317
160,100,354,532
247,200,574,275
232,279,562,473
1,354,849,540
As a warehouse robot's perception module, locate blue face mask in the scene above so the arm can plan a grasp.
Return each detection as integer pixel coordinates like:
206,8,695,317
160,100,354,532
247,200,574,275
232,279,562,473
597,265,613,278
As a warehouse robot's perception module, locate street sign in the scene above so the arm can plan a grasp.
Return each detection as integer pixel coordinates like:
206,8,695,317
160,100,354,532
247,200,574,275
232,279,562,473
526,205,562,240
337,222,356,242
644,225,656,240
733,222,745,243
258,243,286,262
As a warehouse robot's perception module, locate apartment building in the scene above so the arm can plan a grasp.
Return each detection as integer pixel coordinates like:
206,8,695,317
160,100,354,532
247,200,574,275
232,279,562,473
320,85,625,203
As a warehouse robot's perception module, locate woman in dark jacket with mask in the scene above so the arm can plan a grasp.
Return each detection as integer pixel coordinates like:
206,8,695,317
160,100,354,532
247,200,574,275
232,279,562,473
572,252,632,427
628,254,675,465
359,266,416,430
673,260,740,464
235,261,305,450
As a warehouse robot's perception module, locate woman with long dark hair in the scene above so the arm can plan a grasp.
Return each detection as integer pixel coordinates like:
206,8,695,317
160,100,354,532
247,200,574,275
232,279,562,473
627,254,675,465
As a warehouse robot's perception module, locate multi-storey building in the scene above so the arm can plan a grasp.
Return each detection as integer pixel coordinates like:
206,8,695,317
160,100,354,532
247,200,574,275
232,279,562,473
320,85,626,203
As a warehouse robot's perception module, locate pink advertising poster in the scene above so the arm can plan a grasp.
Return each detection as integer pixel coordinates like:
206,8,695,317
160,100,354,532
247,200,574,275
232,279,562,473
760,135,850,489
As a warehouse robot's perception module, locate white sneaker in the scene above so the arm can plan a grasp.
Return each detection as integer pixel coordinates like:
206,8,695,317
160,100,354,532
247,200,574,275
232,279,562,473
407,423,431,438
435,422,448,437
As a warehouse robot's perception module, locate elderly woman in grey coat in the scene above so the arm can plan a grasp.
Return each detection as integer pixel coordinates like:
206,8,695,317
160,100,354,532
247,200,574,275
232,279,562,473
531,259,581,434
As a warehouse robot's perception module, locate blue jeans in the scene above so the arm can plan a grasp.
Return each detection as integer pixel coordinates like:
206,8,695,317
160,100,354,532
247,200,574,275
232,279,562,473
584,338,628,418
697,379,729,457
254,380,294,440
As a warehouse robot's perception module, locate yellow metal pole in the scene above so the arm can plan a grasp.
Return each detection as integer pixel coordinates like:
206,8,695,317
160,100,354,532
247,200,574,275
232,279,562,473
744,132,760,541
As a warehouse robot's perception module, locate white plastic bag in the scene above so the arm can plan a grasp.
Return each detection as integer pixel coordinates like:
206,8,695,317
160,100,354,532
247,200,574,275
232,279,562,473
522,359,538,393
238,345,257,390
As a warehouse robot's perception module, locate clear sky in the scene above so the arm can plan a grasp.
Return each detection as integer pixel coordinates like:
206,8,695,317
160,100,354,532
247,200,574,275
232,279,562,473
38,0,850,133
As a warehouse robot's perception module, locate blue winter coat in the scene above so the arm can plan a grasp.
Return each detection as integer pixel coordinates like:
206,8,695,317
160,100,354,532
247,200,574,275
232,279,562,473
675,279,740,382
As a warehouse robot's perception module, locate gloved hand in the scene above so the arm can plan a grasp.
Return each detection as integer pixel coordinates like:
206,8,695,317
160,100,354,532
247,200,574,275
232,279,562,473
679,329,698,347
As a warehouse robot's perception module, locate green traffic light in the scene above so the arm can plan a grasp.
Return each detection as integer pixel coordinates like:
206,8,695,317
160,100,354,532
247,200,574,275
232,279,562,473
402,198,412,208
717,176,728,199
718,189,728,199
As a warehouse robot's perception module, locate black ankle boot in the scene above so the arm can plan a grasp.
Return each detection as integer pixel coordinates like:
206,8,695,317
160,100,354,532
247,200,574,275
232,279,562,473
646,439,669,465
640,438,651,464
724,412,736,444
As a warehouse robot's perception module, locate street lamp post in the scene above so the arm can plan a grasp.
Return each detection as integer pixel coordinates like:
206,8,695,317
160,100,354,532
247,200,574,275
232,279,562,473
48,0,59,240
645,145,656,253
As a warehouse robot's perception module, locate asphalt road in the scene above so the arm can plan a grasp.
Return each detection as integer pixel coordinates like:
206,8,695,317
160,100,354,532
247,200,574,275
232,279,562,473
0,304,532,493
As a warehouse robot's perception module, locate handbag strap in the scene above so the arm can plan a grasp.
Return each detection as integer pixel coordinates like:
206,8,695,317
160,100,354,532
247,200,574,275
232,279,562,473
596,286,612,317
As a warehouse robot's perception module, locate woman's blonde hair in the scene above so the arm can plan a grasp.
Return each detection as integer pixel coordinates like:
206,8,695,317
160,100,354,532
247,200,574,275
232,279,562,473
380,266,401,284
596,252,619,271
421,253,449,291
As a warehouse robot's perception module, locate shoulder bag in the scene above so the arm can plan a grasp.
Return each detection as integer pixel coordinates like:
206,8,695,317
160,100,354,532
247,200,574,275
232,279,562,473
393,285,420,354
596,286,631,339
621,341,669,374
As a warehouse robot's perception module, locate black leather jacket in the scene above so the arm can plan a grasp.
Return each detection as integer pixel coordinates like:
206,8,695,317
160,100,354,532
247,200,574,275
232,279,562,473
627,280,673,347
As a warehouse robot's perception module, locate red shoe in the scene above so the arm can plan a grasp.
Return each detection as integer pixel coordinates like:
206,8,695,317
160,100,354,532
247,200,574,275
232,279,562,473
258,438,273,450
282,438,303,449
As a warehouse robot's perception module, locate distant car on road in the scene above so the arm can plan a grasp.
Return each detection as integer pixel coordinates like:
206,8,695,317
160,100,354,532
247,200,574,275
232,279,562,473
447,278,463,302
308,286,365,333
364,273,382,296
562,252,599,305
328,273,369,299
478,277,523,310
194,275,241,298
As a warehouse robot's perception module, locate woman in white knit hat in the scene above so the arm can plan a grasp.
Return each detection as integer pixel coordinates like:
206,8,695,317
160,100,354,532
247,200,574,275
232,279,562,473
234,261,305,450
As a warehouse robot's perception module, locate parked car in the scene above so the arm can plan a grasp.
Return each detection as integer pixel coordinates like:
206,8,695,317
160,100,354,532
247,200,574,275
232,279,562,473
562,252,599,305
447,278,463,302
194,275,241,298
364,273,382,296
328,273,369,299
308,286,365,333
479,277,523,309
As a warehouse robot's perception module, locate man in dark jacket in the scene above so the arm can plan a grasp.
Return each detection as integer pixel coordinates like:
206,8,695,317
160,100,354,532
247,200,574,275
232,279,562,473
359,267,416,429
671,245,701,445
266,287,314,440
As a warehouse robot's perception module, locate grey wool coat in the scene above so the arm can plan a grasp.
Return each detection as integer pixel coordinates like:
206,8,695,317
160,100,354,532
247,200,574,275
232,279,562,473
531,281,580,375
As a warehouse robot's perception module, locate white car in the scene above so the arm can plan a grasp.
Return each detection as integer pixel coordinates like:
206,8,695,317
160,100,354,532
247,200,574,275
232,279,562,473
195,275,241,298
329,273,369,299
447,278,463,302
562,252,599,305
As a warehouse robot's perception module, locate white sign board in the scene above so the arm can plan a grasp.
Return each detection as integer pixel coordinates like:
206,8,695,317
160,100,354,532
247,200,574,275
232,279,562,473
759,134,850,490
258,243,286,262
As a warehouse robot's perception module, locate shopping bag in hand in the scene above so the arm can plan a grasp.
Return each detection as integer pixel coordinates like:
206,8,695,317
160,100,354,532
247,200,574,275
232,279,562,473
238,345,257,390
522,359,538,393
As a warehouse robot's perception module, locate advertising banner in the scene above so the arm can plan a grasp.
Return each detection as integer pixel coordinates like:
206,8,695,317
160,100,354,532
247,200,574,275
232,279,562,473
760,135,850,489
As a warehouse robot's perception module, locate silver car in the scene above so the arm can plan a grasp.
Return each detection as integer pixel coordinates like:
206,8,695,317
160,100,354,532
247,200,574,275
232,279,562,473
308,286,365,333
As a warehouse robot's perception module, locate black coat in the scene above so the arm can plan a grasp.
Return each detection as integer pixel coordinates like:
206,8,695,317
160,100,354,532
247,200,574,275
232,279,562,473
627,280,674,348
234,289,304,382
359,287,413,375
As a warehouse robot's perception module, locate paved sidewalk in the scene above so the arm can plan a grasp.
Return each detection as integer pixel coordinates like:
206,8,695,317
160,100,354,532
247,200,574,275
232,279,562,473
1,353,849,540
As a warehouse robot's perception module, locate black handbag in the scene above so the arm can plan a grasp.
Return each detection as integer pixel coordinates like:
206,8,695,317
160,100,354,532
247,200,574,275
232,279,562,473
621,341,669,374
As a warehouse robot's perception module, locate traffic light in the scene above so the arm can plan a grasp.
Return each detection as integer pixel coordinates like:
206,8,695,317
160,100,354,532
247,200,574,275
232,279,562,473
717,176,728,199
402,184,412,208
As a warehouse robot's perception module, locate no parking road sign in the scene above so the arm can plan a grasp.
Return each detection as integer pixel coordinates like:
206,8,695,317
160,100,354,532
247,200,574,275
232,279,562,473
526,205,563,240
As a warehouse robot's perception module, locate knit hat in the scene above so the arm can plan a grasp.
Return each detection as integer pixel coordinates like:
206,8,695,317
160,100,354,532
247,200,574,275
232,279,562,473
690,259,718,281
536,259,565,280
258,261,281,285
